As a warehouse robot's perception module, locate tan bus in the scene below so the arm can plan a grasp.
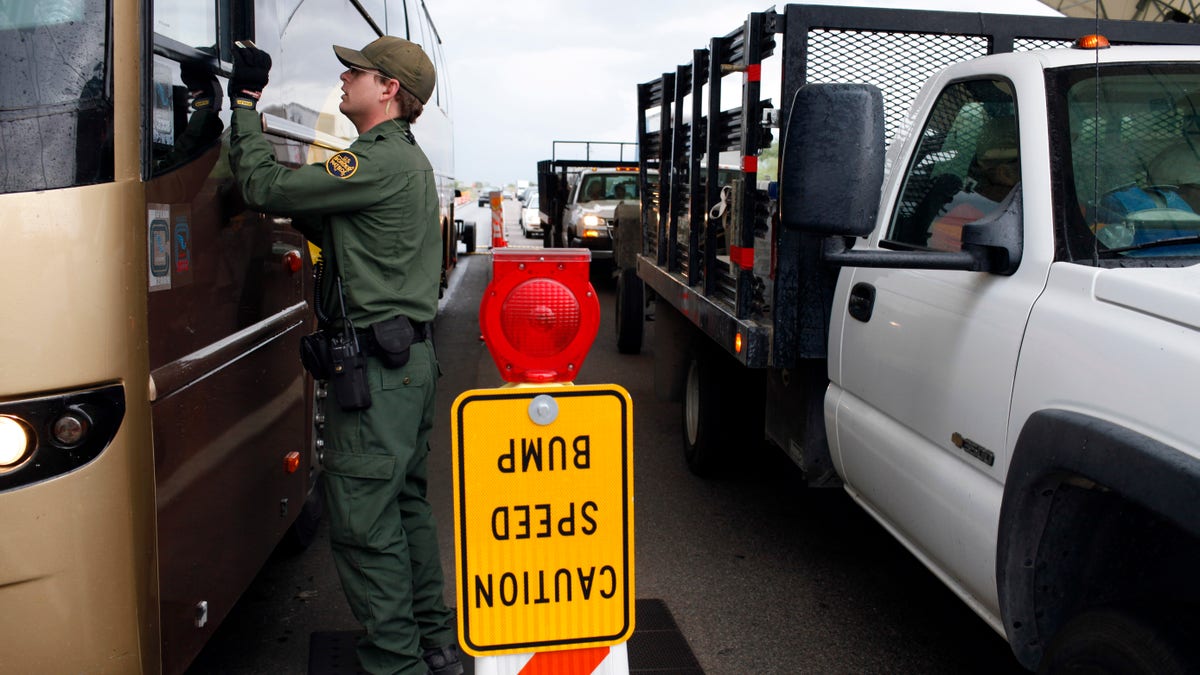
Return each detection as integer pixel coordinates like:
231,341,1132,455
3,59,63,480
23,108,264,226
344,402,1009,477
0,0,456,672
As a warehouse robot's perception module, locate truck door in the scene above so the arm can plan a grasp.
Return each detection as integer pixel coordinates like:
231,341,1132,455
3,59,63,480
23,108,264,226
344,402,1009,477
827,77,1046,615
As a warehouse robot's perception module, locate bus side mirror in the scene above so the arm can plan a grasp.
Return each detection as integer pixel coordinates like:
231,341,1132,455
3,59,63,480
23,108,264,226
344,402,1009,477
780,83,885,237
454,189,462,198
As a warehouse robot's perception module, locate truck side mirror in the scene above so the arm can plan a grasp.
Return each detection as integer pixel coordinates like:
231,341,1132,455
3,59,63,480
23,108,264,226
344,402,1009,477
961,183,1023,275
780,83,885,237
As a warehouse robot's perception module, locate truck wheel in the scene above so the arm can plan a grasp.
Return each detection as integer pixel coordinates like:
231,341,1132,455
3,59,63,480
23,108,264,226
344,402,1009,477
682,349,727,477
463,223,476,254
1039,608,1197,675
615,267,643,354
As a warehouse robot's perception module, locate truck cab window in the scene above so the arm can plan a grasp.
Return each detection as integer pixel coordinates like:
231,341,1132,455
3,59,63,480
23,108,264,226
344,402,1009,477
1051,64,1200,261
887,79,1019,251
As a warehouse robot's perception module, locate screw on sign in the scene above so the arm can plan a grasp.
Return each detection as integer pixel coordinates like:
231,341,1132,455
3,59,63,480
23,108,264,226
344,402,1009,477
453,248,635,675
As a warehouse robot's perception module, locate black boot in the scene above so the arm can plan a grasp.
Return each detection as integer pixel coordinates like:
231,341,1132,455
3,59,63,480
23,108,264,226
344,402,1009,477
422,644,464,675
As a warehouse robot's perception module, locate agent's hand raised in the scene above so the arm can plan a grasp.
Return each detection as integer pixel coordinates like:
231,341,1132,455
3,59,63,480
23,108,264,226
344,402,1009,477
229,42,272,110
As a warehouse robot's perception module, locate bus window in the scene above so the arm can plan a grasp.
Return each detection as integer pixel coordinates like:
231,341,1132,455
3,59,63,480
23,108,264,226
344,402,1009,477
154,0,217,52
386,0,409,38
1,1,86,26
407,1,431,54
149,0,227,176
434,39,448,109
147,53,225,177
0,0,112,193
428,10,447,109
357,0,386,31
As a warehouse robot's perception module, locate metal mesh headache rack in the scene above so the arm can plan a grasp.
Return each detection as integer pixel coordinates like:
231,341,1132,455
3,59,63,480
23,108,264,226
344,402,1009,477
633,3,1200,368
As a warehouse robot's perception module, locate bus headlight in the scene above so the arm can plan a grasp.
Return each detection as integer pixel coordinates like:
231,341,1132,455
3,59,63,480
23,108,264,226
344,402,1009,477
0,416,32,467
0,384,125,492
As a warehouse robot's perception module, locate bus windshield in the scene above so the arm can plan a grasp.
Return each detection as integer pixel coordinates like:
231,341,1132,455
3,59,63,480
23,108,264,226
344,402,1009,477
1051,63,1200,262
0,0,112,194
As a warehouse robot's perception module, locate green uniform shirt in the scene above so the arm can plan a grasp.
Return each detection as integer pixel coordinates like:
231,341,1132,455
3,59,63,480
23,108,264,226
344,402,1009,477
229,108,441,326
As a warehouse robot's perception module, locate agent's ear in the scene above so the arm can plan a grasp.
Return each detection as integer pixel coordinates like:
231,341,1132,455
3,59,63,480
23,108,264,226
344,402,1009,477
380,78,401,101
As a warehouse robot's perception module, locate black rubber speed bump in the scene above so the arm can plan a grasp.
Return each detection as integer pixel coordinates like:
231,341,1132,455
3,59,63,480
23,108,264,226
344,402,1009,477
628,598,704,674
309,598,702,674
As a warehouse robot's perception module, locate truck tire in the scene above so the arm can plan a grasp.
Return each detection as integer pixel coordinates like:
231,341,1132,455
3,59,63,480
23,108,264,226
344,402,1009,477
463,223,476,254
1039,608,1197,675
682,347,728,477
615,267,643,354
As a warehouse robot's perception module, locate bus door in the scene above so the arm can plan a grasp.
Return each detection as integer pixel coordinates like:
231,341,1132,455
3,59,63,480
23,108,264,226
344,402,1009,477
147,1,314,671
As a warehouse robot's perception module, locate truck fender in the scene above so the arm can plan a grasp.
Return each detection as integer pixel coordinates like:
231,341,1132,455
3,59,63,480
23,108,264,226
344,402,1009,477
997,409,1200,670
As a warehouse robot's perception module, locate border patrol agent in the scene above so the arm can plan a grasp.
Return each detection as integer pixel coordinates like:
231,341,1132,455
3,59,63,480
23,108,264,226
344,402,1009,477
226,37,462,675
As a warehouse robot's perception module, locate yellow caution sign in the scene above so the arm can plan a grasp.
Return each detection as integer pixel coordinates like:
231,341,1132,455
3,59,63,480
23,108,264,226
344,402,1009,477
450,384,635,656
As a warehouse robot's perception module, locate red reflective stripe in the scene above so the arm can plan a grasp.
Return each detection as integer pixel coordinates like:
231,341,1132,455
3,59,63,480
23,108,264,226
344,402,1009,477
730,246,754,269
742,155,757,173
746,63,761,82
518,646,610,675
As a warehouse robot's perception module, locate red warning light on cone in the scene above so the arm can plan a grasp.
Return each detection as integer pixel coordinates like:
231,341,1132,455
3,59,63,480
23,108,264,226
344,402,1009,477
479,249,600,383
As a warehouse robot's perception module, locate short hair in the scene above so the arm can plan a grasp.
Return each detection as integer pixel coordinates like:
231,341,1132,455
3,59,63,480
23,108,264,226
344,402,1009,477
386,79,424,123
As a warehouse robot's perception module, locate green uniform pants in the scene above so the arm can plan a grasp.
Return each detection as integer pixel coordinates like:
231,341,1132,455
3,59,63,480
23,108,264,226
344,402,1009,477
322,341,456,675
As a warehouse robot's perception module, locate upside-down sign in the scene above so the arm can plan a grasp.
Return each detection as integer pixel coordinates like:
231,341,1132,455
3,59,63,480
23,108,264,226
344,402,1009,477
450,384,635,656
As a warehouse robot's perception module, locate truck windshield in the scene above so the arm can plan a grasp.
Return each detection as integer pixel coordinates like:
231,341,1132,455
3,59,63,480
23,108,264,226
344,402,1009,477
578,174,639,202
1050,64,1200,262
0,0,112,194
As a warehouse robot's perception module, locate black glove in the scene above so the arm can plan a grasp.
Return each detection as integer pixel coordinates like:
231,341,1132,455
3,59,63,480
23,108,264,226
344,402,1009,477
229,43,272,110
180,60,221,112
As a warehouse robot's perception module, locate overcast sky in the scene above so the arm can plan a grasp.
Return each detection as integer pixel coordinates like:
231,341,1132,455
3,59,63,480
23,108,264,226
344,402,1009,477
427,0,1061,186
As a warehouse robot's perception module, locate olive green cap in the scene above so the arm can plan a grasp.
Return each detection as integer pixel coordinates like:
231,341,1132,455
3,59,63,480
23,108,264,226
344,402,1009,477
333,36,435,104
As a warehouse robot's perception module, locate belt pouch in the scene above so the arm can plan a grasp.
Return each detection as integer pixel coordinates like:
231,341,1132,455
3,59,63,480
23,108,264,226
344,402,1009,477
299,331,332,379
371,315,415,368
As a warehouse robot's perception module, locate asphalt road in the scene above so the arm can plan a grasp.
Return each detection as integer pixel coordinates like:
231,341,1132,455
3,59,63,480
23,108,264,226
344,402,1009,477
187,201,1023,674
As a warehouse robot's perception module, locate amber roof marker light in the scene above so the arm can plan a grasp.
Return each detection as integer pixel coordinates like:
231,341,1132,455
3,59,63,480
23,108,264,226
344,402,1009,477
1074,34,1111,50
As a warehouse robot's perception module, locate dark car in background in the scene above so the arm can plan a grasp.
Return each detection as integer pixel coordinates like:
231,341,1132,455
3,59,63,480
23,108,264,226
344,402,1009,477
477,186,499,207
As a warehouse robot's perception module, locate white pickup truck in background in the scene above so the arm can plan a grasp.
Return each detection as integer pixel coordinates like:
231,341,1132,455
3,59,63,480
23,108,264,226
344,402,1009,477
562,167,641,258
535,141,638,254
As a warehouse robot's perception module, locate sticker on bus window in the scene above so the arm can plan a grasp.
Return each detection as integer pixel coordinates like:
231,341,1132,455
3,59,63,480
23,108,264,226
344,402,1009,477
152,61,175,147
172,212,194,287
148,204,172,291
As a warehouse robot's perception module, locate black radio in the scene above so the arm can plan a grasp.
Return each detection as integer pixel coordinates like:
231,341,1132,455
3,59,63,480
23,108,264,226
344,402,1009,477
329,331,371,411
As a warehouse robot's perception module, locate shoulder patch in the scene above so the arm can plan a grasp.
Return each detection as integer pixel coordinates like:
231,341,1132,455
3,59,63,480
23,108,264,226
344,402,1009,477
325,151,359,179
